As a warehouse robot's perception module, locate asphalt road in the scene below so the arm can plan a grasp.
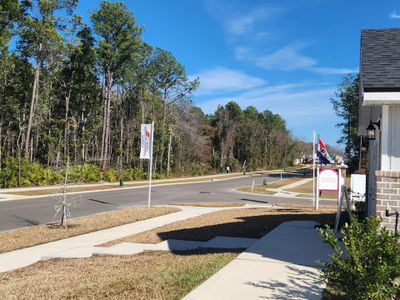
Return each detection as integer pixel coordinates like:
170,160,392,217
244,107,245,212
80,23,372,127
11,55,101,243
0,172,333,231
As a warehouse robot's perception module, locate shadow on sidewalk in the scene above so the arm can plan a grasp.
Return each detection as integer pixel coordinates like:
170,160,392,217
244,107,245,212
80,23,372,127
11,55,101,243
245,265,322,300
154,211,334,259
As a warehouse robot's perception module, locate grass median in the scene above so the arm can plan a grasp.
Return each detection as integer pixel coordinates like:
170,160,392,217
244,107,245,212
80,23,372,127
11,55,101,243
0,206,180,254
6,174,245,197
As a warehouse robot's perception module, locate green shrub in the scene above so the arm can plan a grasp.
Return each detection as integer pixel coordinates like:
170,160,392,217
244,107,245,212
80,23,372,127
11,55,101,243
102,168,117,182
123,168,146,181
319,217,400,300
173,163,213,177
0,157,63,187
68,164,102,183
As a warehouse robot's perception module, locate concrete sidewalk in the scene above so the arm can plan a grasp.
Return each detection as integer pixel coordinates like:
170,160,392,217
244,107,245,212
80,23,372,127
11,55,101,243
183,221,332,300
0,204,272,273
0,206,218,272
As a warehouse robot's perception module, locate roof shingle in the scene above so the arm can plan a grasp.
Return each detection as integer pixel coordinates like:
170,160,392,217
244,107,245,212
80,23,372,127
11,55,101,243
361,28,400,91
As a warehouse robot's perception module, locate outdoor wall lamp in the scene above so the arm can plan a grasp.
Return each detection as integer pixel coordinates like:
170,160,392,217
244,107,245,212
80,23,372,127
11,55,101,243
385,204,399,234
366,120,380,141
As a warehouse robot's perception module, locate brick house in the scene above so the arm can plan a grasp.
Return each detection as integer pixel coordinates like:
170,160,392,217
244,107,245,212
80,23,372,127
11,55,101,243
358,28,400,231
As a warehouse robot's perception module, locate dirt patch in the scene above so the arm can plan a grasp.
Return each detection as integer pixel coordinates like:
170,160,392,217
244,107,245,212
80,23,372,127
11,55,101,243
103,207,336,246
0,249,238,300
0,206,180,254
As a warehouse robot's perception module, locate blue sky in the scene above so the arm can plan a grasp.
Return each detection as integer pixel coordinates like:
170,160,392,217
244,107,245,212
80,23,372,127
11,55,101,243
77,0,400,147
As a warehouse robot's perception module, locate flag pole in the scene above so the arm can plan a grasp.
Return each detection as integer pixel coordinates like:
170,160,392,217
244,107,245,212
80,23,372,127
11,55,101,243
316,134,320,211
147,121,154,208
312,130,316,209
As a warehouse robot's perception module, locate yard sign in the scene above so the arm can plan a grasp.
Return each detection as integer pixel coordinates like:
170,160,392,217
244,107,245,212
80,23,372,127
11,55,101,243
319,168,339,192
140,122,154,207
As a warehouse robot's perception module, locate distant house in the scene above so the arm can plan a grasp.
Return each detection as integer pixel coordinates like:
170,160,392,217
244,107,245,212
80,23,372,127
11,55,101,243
358,28,400,230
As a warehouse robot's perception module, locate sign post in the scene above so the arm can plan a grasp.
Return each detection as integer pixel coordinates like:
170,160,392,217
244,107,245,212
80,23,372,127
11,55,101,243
140,122,154,208
312,131,316,209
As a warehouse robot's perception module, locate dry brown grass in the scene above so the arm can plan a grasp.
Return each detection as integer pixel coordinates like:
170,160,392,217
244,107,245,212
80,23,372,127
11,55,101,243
103,207,336,246
8,184,121,196
264,177,305,189
237,185,276,195
288,177,351,200
277,203,337,209
6,174,246,197
0,249,238,300
173,202,245,207
0,206,180,254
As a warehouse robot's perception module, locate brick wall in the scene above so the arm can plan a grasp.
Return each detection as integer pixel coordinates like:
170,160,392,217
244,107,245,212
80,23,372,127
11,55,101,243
375,171,400,231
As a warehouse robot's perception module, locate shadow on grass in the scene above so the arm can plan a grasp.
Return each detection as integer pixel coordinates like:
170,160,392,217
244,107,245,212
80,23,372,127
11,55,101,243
170,247,244,256
46,223,81,230
156,211,335,244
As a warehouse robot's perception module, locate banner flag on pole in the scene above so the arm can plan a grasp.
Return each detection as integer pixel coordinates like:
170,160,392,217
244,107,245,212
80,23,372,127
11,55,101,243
317,137,334,165
140,124,153,160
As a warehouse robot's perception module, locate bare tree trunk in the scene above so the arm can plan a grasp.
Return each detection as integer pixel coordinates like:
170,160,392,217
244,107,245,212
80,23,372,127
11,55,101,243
25,43,42,161
0,121,2,170
100,84,106,163
167,126,172,177
63,73,73,161
159,90,167,173
101,71,113,170
139,92,145,171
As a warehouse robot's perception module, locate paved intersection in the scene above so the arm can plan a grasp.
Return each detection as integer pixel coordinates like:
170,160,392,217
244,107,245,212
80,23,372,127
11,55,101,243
0,172,333,231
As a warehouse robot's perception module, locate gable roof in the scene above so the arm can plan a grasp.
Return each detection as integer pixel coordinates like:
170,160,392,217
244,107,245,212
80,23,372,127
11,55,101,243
361,28,400,92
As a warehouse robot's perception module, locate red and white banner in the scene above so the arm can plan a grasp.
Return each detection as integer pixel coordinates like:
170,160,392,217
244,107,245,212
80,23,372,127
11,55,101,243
140,123,153,160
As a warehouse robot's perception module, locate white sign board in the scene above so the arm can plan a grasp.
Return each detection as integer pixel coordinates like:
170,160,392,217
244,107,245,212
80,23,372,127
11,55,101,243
140,124,153,160
319,168,339,192
350,174,366,201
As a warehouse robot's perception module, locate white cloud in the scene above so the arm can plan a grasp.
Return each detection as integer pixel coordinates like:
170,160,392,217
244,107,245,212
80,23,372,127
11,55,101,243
390,11,400,19
204,1,282,39
225,8,269,35
190,66,266,96
235,45,356,75
197,84,334,118
195,83,339,142
255,45,317,71
309,67,358,75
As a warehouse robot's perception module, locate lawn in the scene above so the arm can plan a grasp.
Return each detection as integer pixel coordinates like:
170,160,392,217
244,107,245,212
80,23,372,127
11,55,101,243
0,249,238,300
103,206,336,246
236,176,306,195
173,201,245,207
236,185,276,195
288,177,351,200
0,206,180,254
0,206,336,299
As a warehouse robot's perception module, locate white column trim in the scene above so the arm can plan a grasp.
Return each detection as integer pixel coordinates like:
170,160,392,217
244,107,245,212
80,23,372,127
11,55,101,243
381,105,390,170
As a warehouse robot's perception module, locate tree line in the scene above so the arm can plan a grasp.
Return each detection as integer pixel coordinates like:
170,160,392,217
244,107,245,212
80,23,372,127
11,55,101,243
0,0,302,187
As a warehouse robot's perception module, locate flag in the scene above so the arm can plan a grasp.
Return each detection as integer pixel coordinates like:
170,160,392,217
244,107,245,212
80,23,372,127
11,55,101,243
140,123,153,159
317,137,334,165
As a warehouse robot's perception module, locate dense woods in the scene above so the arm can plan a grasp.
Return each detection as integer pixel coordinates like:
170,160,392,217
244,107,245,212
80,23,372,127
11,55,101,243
0,0,303,187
